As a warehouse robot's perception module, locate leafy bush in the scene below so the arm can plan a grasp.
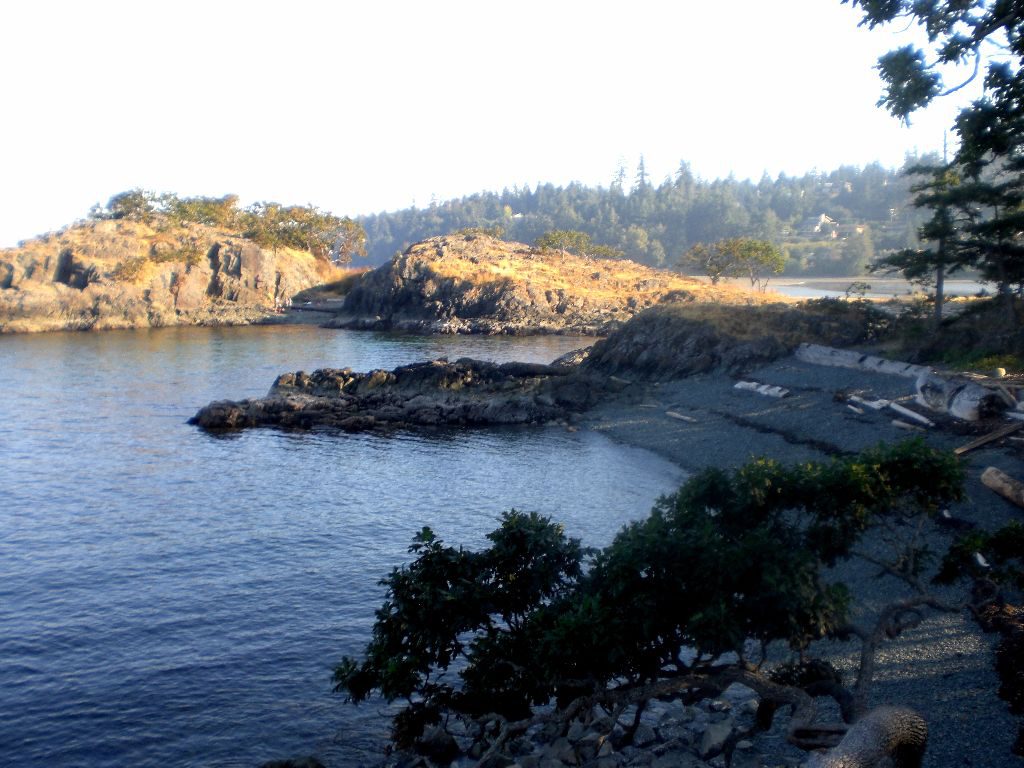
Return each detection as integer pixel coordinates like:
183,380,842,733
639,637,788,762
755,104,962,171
88,190,367,264
336,440,964,751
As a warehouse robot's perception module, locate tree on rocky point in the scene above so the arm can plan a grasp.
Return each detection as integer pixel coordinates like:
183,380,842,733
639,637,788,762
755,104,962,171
681,237,785,289
336,440,979,764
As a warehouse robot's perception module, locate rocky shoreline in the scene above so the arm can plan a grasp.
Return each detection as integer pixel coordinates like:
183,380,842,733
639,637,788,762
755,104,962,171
189,356,612,432
334,354,1018,768
189,296,1021,768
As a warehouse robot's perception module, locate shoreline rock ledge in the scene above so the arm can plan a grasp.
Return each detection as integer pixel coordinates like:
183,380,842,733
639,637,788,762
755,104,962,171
190,300,885,433
189,357,612,431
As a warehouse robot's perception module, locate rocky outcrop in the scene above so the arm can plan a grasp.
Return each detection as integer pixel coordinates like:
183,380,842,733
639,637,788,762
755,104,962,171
191,299,854,433
0,219,341,333
582,310,788,380
189,358,612,431
191,299,888,433
580,299,890,381
332,234,767,335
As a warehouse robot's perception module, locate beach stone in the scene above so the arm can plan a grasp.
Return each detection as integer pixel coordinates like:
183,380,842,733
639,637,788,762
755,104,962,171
651,751,703,768
541,736,577,765
730,751,763,768
567,722,588,742
478,753,515,768
656,723,692,743
577,733,603,761
619,746,652,766
632,724,657,748
698,718,734,758
416,726,459,763
510,737,536,756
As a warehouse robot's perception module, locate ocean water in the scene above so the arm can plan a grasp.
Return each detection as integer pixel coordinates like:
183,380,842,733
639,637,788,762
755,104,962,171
0,325,683,767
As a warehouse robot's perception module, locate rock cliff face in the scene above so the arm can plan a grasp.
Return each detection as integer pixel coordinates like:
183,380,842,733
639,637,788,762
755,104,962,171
335,234,768,335
0,219,340,333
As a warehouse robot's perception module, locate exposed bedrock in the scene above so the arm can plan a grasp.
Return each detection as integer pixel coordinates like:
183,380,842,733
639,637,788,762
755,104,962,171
189,357,612,431
331,234,758,336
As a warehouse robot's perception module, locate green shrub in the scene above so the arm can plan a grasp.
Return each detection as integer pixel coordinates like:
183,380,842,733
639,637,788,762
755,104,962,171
336,440,964,749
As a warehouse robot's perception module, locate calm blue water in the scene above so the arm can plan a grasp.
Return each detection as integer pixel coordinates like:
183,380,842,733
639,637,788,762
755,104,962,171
0,325,683,768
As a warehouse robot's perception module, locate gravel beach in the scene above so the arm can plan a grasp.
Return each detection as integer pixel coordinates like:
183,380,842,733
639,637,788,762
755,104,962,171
580,355,1023,767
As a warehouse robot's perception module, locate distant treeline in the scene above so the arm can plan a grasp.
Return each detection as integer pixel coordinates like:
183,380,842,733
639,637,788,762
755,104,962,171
358,158,933,276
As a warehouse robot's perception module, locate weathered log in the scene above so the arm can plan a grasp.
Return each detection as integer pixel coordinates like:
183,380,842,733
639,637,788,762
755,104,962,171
848,395,889,410
665,410,697,423
981,466,1024,509
805,706,927,768
889,402,934,428
891,419,925,432
734,380,789,398
953,422,1024,456
915,371,1007,421
796,344,930,379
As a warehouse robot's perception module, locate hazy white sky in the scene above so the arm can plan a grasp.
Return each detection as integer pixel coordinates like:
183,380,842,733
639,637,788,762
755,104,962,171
0,0,980,247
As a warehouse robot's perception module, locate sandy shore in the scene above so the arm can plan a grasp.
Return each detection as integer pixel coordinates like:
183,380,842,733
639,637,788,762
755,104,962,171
579,355,1022,767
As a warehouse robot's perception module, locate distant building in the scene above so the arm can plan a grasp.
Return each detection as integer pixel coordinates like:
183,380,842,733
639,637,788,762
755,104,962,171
801,213,838,237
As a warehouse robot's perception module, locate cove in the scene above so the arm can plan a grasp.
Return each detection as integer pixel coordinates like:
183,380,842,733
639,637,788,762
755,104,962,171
0,325,683,767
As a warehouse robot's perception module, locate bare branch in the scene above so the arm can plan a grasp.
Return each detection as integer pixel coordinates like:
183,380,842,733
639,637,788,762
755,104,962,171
936,52,983,98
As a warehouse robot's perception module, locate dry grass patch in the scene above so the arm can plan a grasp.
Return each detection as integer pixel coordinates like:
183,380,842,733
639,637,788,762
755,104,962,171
413,234,791,308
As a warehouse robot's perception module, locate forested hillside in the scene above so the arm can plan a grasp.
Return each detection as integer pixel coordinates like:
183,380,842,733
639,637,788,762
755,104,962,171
359,158,930,276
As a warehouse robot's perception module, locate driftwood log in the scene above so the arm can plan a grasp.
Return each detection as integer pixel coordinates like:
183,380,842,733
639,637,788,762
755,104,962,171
981,466,1024,509
795,344,930,379
805,706,928,768
916,371,1008,421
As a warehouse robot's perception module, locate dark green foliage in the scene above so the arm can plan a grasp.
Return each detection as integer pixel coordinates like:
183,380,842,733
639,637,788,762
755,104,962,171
165,193,240,229
336,441,963,747
936,520,1024,591
356,162,923,270
846,0,1024,299
534,229,623,260
238,201,366,263
334,512,587,745
88,190,367,264
98,188,157,223
682,237,786,289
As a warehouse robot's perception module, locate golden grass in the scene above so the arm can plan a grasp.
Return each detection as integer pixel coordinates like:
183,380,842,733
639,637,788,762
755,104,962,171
412,234,792,308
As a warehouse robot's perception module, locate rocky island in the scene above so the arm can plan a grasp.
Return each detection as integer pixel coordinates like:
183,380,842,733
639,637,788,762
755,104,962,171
332,233,776,335
0,194,354,333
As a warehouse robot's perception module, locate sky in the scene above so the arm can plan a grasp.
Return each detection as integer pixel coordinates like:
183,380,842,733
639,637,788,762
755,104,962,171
0,0,983,248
